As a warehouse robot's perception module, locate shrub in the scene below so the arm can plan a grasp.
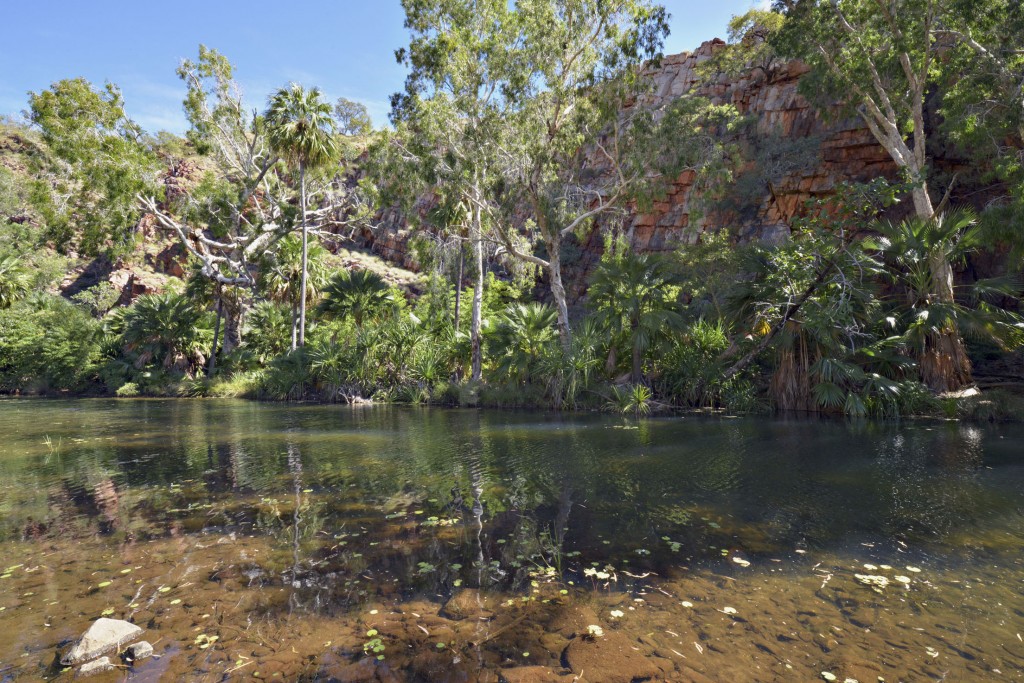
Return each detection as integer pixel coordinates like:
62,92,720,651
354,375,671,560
0,294,103,393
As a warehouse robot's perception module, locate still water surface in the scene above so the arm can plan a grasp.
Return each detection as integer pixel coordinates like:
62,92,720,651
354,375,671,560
0,399,1022,681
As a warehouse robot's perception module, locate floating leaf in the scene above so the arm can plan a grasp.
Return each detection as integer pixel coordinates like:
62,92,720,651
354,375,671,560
97,581,112,588
821,673,837,682
101,608,114,617
366,629,378,637
906,566,922,573
721,607,738,615
170,599,182,605
609,610,624,618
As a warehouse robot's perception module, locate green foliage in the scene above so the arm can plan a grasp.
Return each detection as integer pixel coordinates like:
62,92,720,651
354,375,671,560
485,302,560,383
704,9,786,79
940,0,1024,257
0,294,103,393
111,293,213,377
333,98,373,137
674,231,743,321
260,348,313,401
0,253,32,309
28,78,159,255
656,319,758,411
588,245,684,382
259,235,330,311
865,209,1024,390
318,269,396,326
115,382,140,398
607,384,653,416
245,302,293,364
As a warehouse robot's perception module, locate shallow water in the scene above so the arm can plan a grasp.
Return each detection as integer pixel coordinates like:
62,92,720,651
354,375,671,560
0,399,1022,682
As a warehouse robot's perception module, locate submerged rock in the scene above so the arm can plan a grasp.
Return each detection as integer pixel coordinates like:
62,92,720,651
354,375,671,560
61,618,143,665
76,656,115,678
563,630,670,683
499,666,568,682
123,641,153,663
441,588,494,620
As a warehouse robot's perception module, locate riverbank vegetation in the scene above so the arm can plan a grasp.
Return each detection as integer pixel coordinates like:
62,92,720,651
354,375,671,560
1,0,1023,418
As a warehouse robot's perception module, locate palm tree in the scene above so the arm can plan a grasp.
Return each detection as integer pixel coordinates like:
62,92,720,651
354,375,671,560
486,302,560,383
266,83,338,347
588,250,685,383
866,209,1024,393
0,253,31,309
260,234,329,350
116,293,212,375
318,269,394,327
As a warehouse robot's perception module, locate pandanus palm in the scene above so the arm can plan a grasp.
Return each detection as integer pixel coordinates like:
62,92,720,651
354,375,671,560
487,302,560,383
318,269,394,327
866,209,1024,393
588,251,684,383
118,293,211,375
266,84,338,347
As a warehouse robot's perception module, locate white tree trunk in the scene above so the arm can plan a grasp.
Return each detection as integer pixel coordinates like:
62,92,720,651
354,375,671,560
547,235,572,352
470,202,484,382
298,165,309,348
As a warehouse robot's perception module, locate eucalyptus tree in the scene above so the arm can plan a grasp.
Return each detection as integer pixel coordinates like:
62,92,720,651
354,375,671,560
266,84,339,347
333,97,373,137
940,0,1024,257
28,78,159,256
770,0,979,390
386,0,517,381
489,0,733,350
139,47,284,351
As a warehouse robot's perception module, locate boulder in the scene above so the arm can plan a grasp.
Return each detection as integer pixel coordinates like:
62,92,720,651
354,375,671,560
499,666,568,682
61,618,143,665
123,641,153,663
76,656,115,678
563,630,667,683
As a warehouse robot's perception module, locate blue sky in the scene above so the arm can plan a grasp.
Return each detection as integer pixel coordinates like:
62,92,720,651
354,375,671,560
1,1,767,134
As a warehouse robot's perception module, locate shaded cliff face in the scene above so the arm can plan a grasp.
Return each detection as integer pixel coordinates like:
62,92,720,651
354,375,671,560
355,39,900,289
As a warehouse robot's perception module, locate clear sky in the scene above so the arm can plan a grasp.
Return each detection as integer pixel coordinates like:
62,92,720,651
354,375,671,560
1,1,767,134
